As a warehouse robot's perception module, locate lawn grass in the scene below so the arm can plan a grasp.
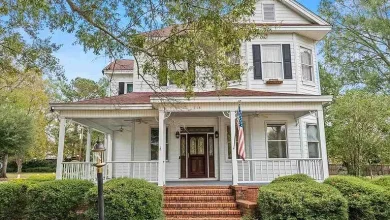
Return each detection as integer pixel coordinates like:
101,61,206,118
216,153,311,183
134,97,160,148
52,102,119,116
4,172,55,180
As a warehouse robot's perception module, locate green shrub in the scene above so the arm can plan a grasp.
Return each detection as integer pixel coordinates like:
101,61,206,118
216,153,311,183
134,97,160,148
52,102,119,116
324,176,390,220
27,179,94,220
26,173,56,182
0,182,32,219
271,174,316,184
85,178,163,220
258,182,348,220
371,176,390,189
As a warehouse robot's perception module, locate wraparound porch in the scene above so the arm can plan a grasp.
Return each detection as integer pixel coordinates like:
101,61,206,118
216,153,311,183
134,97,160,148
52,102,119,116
52,94,330,186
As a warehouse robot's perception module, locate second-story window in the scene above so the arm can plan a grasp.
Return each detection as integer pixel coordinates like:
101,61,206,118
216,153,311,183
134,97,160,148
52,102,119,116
126,83,133,93
301,47,314,82
263,4,275,21
262,45,283,79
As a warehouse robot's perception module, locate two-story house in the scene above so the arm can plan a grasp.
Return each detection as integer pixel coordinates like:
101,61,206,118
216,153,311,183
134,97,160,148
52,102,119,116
51,0,332,188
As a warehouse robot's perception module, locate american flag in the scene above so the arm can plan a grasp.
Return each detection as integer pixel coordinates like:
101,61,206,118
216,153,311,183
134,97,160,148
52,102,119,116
237,105,246,160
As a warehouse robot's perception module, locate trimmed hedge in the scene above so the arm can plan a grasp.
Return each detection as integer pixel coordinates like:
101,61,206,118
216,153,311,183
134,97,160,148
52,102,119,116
85,178,163,220
324,176,390,220
258,181,348,220
271,174,316,184
24,167,56,172
371,176,390,189
27,179,94,220
0,182,31,220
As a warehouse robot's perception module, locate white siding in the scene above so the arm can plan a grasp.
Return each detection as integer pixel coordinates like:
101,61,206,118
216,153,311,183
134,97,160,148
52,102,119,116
112,130,132,177
250,0,312,24
105,73,133,96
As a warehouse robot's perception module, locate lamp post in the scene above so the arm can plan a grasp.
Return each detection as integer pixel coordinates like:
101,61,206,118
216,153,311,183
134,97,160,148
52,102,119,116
92,140,106,220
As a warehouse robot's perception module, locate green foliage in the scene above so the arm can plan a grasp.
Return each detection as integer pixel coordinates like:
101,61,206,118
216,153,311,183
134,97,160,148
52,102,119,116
26,173,55,182
319,0,390,94
7,159,56,173
85,178,163,220
0,182,30,220
319,63,342,97
27,180,94,220
24,167,56,172
371,176,390,190
324,176,390,220
326,90,390,175
258,181,348,220
271,174,316,184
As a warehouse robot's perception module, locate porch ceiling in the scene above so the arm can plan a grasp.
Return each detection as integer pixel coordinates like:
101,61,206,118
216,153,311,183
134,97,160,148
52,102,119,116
71,117,155,133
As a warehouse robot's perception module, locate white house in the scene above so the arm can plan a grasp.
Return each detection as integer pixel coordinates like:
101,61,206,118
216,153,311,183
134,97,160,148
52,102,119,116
51,0,332,187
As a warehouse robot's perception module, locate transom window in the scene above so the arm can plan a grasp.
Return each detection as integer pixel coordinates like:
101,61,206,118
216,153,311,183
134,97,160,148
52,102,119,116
307,125,320,158
150,127,169,160
262,45,283,79
267,124,287,158
301,48,314,82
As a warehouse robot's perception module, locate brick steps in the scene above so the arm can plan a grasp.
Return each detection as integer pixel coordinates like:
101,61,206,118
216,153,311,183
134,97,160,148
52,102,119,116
164,186,242,219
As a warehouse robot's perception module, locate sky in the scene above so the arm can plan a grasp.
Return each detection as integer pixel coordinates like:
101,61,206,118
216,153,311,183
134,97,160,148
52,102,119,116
52,0,321,81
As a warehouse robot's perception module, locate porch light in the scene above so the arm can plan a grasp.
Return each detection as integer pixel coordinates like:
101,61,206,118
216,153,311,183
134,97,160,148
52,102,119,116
175,131,180,138
92,139,106,220
215,131,219,138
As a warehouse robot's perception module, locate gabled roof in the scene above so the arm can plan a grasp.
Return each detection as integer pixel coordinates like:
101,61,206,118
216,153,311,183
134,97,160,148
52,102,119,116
51,89,312,105
103,59,134,71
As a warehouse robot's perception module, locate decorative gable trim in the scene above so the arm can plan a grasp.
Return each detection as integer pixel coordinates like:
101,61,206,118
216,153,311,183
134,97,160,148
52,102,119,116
280,0,330,25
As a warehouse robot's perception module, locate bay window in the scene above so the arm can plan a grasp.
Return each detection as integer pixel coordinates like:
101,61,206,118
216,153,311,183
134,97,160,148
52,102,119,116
301,47,314,81
262,45,283,79
307,125,320,158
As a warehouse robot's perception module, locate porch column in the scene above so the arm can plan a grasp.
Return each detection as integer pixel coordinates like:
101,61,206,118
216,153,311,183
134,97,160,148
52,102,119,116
158,110,166,186
107,134,113,179
56,118,66,180
230,111,238,185
317,109,330,179
85,128,91,180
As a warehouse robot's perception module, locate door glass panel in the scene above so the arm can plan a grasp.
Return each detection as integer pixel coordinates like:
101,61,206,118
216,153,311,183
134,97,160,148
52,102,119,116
197,137,204,154
190,137,197,155
209,136,214,156
181,137,186,156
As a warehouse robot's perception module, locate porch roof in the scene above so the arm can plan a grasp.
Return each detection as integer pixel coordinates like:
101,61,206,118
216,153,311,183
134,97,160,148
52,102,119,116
51,89,314,106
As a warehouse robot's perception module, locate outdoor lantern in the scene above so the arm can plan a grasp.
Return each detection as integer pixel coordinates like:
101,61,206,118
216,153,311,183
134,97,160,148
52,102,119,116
215,131,219,138
92,139,106,220
175,131,180,138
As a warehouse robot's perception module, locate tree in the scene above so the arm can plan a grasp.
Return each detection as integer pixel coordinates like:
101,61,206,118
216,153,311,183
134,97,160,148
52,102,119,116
326,90,390,176
0,105,33,178
319,63,342,97
319,0,390,94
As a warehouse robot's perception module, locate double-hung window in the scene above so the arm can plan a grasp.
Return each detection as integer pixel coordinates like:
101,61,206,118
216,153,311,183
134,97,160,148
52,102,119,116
301,47,314,82
126,83,133,93
267,124,287,158
307,125,320,158
262,45,283,79
150,127,169,160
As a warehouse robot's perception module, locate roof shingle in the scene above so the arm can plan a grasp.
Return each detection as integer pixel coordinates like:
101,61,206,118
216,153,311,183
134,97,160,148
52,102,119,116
103,59,134,71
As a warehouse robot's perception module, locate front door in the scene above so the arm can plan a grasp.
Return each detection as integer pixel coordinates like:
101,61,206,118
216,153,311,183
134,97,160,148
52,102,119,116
188,134,207,178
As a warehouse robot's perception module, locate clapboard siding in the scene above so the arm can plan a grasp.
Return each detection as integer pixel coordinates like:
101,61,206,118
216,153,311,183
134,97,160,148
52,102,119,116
112,130,132,177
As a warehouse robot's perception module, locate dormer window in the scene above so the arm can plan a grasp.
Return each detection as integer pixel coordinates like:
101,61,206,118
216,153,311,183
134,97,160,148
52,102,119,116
126,83,133,93
263,4,275,21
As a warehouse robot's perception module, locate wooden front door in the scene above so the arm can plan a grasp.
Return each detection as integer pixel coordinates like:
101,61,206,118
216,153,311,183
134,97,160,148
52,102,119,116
188,134,207,178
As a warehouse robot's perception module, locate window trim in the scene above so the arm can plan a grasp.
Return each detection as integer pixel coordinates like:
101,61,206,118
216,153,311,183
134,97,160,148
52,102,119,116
262,3,276,22
300,47,315,83
261,44,284,80
306,123,320,159
149,126,169,161
265,122,289,159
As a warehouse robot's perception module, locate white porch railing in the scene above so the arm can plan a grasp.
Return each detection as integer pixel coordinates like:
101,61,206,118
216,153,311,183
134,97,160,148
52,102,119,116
237,158,324,183
61,161,158,183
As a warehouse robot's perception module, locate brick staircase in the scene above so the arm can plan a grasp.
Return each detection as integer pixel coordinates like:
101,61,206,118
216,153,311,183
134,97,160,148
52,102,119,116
164,186,242,220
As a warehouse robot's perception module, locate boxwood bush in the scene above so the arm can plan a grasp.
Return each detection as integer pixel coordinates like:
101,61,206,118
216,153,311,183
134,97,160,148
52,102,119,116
0,182,31,220
85,178,163,220
258,181,348,220
271,174,316,184
27,179,94,220
324,176,390,220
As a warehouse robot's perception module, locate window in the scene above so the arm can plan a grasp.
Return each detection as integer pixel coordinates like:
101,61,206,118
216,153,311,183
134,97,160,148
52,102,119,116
126,83,133,93
262,45,283,79
263,4,275,21
227,125,246,159
307,125,320,158
267,124,287,158
150,127,169,160
301,48,314,81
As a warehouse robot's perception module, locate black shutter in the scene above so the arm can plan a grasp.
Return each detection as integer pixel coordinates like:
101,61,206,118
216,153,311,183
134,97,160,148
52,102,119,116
118,82,125,95
252,45,262,79
282,44,292,79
